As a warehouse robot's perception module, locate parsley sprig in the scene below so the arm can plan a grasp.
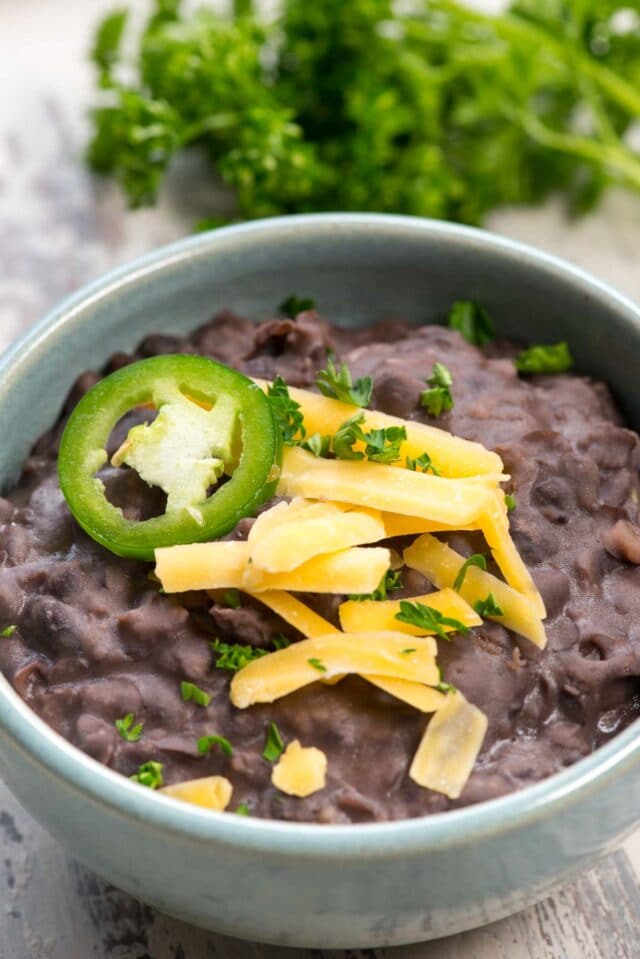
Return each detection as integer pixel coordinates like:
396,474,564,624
406,453,440,476
420,363,453,417
350,568,402,602
266,375,306,446
448,301,496,346
115,713,143,742
332,412,406,464
316,356,373,408
395,600,469,641
474,593,504,617
515,342,573,374
453,554,487,593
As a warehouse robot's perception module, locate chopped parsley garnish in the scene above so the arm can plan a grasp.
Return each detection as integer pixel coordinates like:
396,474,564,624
130,760,163,789
401,648,417,655
0,625,17,638
279,295,316,317
447,301,496,346
198,734,233,757
210,638,268,672
308,657,327,672
316,355,373,408
474,593,504,617
180,681,211,707
235,803,251,816
405,452,440,476
349,568,402,602
515,342,573,374
263,722,285,762
395,600,469,642
266,375,306,445
505,493,516,512
271,633,291,650
300,432,331,457
453,553,487,593
115,713,143,742
224,589,241,609
332,412,406,464
420,363,453,417
435,682,457,695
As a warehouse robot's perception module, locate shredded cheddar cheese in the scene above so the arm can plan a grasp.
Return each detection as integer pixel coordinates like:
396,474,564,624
339,587,481,636
409,693,488,799
160,776,233,810
271,740,328,797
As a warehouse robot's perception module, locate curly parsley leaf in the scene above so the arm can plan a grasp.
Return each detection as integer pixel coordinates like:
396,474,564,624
453,554,487,593
130,760,163,789
279,294,316,316
448,301,496,346
515,342,573,374
266,374,306,445
115,713,143,742
332,412,406,464
395,600,470,641
211,638,268,672
263,721,285,762
198,734,234,757
350,568,403,602
300,432,332,457
91,8,129,86
474,593,504,617
420,363,453,417
316,356,373,408
406,452,440,476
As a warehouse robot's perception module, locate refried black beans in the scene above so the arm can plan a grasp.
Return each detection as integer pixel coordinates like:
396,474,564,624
2,309,640,823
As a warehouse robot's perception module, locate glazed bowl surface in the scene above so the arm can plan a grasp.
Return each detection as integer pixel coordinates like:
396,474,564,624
1,213,640,948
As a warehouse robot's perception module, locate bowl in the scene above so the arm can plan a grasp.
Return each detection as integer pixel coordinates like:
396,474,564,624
1,213,640,948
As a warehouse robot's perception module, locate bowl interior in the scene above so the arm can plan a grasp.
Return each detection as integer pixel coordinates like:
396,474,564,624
2,214,640,492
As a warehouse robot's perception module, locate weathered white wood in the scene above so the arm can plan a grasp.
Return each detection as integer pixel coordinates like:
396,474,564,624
2,0,640,955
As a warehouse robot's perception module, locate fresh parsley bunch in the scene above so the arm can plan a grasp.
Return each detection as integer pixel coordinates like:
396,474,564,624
89,0,640,223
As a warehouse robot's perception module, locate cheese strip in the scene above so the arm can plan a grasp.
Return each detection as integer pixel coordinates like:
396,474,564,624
409,693,487,799
248,498,385,572
339,587,481,635
253,590,445,707
278,446,494,528
230,632,439,708
383,505,545,619
404,534,547,649
480,491,546,618
271,740,328,797
254,379,503,477
160,776,233,811
155,541,390,595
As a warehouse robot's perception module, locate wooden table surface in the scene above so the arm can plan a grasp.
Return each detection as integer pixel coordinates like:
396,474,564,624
2,2,640,956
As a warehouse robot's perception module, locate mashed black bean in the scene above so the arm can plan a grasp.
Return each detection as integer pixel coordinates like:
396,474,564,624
1,310,640,823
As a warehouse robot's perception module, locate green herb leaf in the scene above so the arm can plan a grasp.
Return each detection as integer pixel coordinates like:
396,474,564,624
91,9,128,86
300,432,332,457
224,589,242,609
420,363,453,417
180,681,211,707
115,713,144,742
130,760,163,789
474,593,504,617
308,657,327,672
263,721,285,762
505,493,516,512
435,681,457,694
210,638,268,672
448,301,496,346
401,648,417,655
235,802,251,816
316,356,373,408
332,412,406,464
350,567,402,602
453,554,487,593
266,375,306,446
406,452,440,476
198,734,234,757
271,633,292,650
515,342,573,374
279,295,316,316
0,625,17,638
332,412,366,461
395,600,469,642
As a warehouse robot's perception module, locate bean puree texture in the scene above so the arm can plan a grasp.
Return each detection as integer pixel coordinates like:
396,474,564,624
1,310,640,823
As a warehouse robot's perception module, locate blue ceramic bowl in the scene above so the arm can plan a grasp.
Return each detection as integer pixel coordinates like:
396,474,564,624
1,214,640,948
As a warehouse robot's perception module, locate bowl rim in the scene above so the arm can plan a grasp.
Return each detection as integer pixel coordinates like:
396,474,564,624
2,211,640,858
